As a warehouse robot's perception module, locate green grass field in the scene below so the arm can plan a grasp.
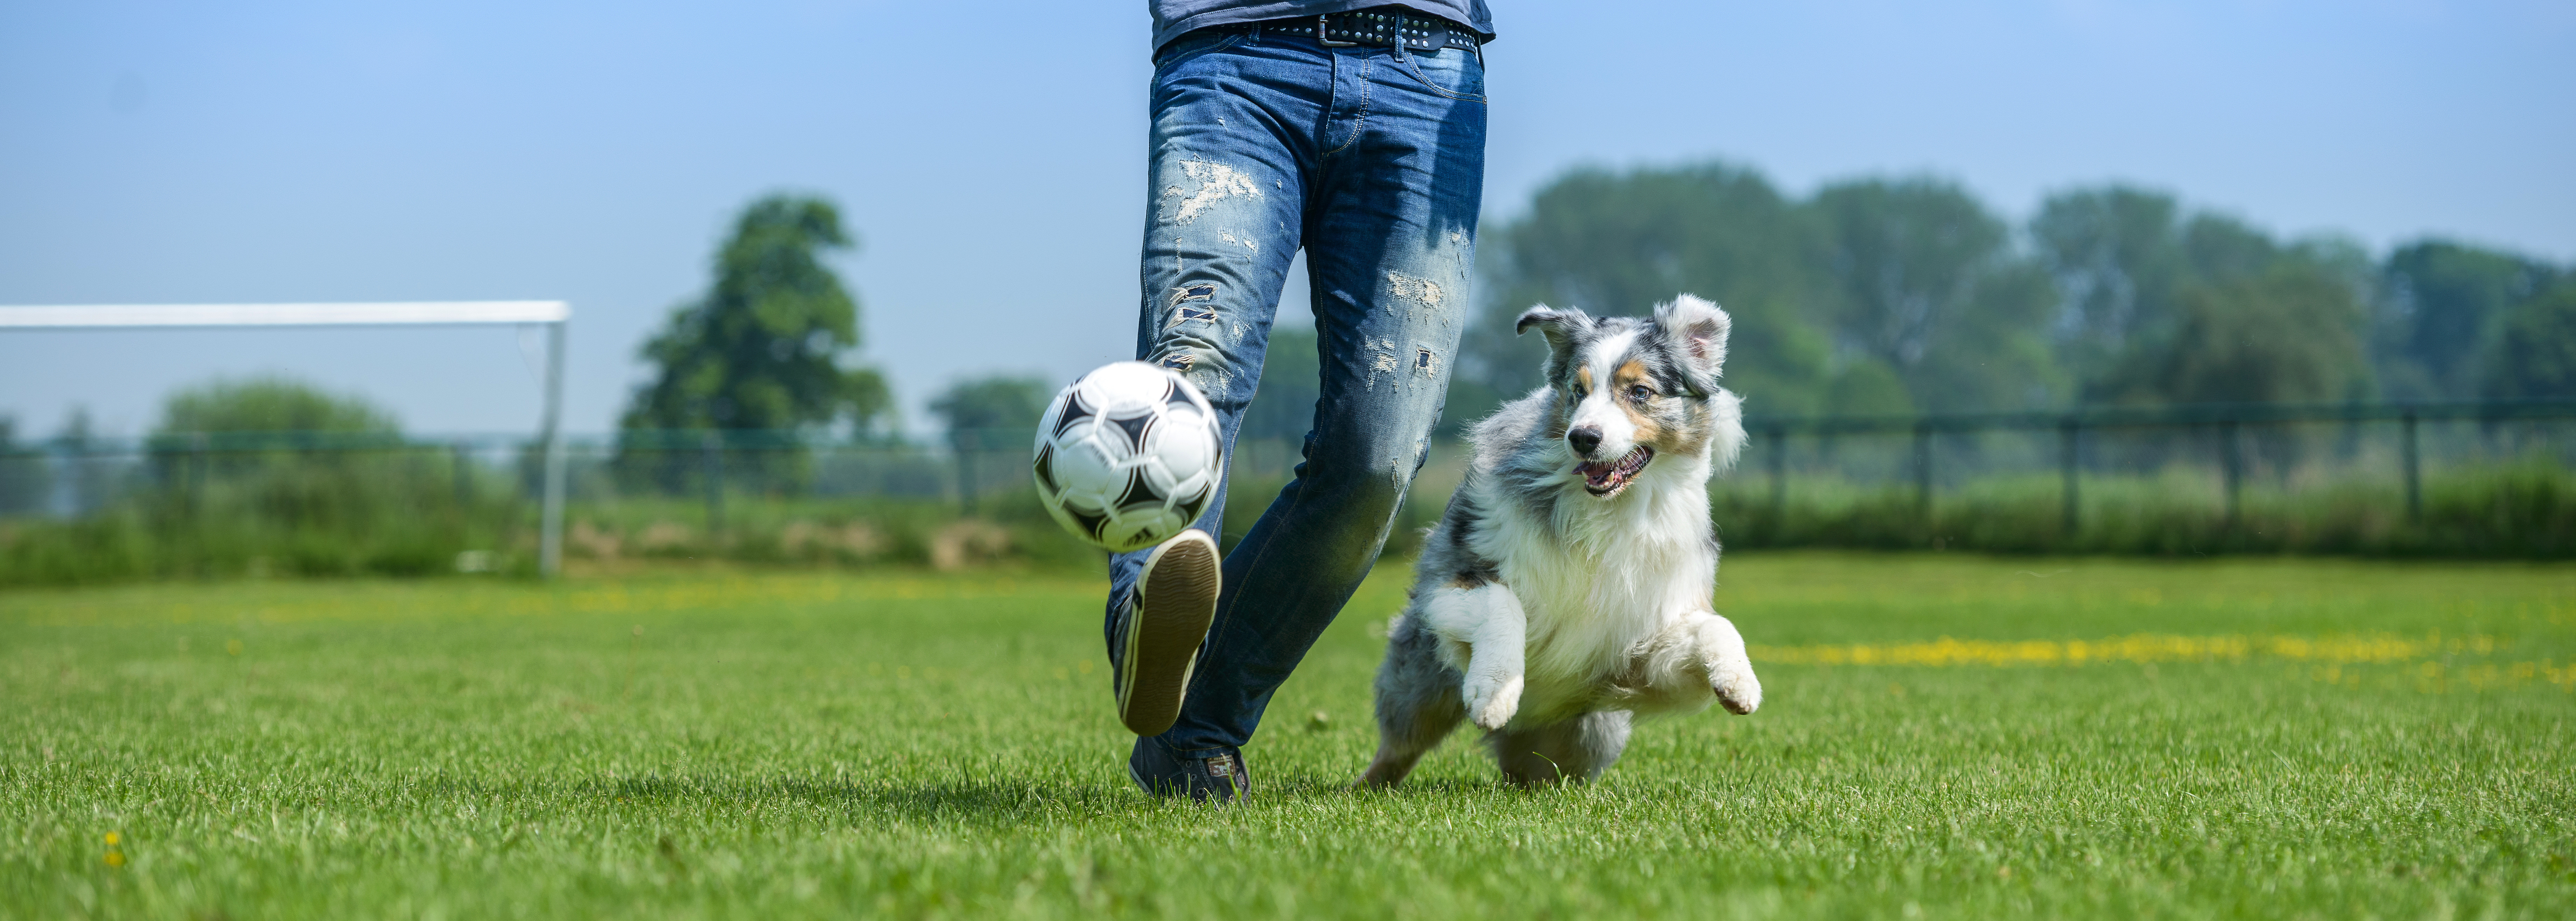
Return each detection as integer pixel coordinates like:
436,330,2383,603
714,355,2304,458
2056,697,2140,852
5,554,2572,919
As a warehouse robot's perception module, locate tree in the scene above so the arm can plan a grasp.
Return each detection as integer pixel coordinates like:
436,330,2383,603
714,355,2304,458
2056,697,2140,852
928,375,1050,444
2029,192,2300,400
2031,188,2386,408
1808,177,2063,412
2483,283,2576,399
147,378,419,535
149,375,401,478
1473,163,2076,422
2112,262,2371,406
0,415,50,516
2176,212,2283,286
1469,162,1833,422
928,375,1051,511
2379,240,2558,400
147,375,402,487
622,194,891,436
2030,185,2186,376
155,376,398,436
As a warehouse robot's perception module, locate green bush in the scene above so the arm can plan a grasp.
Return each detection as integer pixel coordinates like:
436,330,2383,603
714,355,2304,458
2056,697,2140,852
1711,461,2575,558
0,450,522,586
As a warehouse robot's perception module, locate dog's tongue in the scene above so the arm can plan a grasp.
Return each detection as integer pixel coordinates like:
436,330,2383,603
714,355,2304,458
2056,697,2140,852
1578,447,1653,490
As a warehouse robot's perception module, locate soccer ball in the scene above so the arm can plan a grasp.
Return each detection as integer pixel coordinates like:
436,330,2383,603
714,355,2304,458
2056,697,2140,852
1032,361,1224,553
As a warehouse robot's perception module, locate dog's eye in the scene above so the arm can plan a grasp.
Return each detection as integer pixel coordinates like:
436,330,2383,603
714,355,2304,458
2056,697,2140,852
1628,385,1654,402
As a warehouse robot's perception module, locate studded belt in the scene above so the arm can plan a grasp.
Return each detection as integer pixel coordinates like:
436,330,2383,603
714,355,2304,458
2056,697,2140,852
1209,6,1484,53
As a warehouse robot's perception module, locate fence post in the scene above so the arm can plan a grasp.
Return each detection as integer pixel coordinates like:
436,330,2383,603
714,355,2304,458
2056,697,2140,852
955,429,979,515
2400,410,2422,523
1912,421,1934,518
700,431,725,535
2059,416,2080,537
1767,422,1788,532
537,320,569,581
2219,420,2244,528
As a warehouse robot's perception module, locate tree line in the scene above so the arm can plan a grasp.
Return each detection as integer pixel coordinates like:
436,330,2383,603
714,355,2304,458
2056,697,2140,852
1435,163,2576,431
617,174,2571,459
5,167,2568,490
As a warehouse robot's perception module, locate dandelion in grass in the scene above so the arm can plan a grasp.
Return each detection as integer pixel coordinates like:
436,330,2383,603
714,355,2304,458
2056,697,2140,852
1750,632,2480,669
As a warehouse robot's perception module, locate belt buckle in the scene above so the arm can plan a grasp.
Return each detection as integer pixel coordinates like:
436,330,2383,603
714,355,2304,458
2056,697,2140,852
1315,14,1359,46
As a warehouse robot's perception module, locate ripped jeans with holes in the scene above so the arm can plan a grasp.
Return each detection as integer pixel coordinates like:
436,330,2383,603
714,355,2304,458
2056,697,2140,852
1111,25,1486,759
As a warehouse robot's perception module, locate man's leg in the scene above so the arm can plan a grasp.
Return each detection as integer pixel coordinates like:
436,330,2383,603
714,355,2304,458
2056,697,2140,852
1104,31,1320,757
1150,38,1488,762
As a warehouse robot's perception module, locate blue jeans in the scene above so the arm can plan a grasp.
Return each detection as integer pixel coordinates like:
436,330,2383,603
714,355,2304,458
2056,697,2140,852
1107,26,1488,758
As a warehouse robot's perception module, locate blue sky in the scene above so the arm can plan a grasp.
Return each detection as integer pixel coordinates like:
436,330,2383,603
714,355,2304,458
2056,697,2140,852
3,0,2569,438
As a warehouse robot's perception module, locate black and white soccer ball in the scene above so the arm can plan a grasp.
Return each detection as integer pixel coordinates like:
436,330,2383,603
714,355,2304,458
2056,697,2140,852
1032,361,1224,553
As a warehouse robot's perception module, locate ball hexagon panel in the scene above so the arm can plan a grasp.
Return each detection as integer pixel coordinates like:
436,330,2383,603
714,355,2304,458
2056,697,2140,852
1044,421,1128,514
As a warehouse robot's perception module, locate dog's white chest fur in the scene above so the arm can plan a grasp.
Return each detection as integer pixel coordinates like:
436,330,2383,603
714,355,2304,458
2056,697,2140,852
1470,456,1716,720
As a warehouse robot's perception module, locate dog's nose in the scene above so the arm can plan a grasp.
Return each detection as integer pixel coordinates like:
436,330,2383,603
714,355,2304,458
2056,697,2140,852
1567,426,1603,457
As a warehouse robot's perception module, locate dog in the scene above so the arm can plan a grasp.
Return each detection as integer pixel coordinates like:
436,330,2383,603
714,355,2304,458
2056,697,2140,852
1359,294,1762,788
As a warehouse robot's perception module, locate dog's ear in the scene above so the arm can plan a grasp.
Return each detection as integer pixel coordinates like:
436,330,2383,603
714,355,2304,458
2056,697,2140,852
1654,294,1731,394
1515,305,1592,385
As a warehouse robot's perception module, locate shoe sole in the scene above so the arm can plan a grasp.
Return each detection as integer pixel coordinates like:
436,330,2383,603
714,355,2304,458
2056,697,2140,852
1119,530,1220,737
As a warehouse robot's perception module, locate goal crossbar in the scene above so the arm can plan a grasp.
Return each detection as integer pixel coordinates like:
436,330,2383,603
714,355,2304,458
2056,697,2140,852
0,300,569,329
0,301,574,578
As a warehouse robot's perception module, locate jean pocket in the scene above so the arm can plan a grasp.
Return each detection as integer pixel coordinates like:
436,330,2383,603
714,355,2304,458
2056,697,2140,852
1153,30,1246,70
1398,50,1486,103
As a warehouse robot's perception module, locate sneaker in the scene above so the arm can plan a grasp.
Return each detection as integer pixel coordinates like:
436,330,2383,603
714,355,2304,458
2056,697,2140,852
1129,736,1250,804
1113,528,1220,737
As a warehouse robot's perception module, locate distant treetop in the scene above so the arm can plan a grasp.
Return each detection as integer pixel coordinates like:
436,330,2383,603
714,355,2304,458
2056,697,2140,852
156,377,398,436
621,193,892,436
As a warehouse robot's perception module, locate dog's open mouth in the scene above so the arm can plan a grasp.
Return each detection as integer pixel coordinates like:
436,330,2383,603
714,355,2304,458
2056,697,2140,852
1577,446,1654,497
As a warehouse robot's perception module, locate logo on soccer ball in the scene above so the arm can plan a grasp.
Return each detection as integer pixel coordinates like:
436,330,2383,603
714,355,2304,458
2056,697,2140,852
1032,361,1224,553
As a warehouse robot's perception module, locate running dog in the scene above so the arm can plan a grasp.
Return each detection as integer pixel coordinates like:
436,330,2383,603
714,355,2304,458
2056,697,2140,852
1360,294,1762,788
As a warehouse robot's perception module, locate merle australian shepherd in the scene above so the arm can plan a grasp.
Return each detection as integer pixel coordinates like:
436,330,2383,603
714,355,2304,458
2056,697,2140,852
1360,294,1762,788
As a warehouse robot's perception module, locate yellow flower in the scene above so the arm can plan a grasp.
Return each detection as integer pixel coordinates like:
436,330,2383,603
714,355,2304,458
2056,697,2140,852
104,832,119,845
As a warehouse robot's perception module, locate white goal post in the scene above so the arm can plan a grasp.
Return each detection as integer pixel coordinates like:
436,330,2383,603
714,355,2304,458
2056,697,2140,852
0,301,574,578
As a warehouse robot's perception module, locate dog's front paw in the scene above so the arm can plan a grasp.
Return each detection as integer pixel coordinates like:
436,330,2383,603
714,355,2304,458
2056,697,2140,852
1692,615,1762,715
1710,660,1761,715
1463,673,1523,730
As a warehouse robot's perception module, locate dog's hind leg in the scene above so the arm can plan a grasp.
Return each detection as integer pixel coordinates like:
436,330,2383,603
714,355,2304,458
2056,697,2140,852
1359,613,1466,788
1489,710,1632,786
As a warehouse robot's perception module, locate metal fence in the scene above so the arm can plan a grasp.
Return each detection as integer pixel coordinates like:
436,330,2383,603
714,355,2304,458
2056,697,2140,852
0,431,952,521
2,399,2569,552
1732,399,2576,531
